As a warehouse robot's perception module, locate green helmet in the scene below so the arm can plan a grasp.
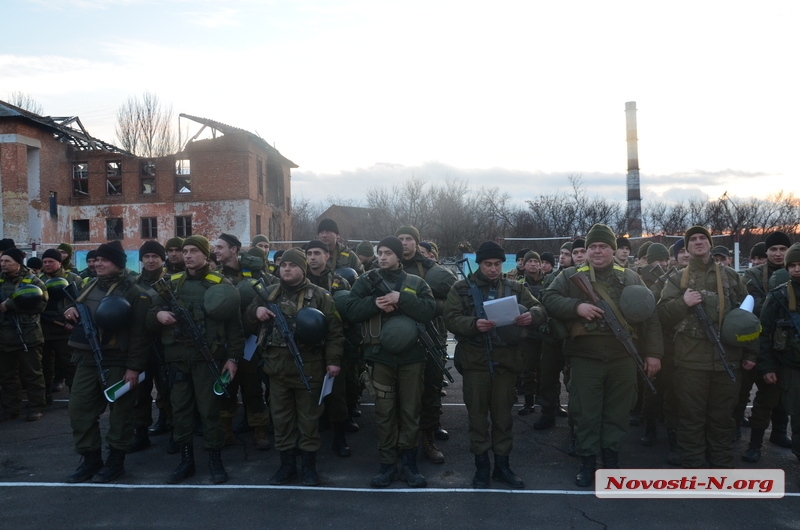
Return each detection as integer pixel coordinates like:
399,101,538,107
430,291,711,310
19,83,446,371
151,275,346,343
380,315,418,353
332,289,350,315
495,304,530,346
44,277,70,302
12,284,44,310
335,267,358,286
94,295,132,332
721,308,761,347
236,279,259,310
769,269,790,290
203,283,240,321
239,251,265,273
620,284,656,324
296,307,328,345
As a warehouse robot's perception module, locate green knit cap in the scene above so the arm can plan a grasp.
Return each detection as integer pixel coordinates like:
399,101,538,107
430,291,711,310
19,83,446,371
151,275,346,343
165,237,184,250
395,226,421,244
356,240,374,257
646,243,670,263
785,243,800,269
182,235,210,257
560,241,573,251
57,242,73,258
523,250,541,263
280,247,308,274
585,224,617,250
684,225,712,248
637,241,653,259
251,234,270,246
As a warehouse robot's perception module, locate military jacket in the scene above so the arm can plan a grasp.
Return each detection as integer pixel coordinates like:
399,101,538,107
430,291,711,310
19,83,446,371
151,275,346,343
308,269,351,294
244,278,344,388
344,266,436,367
444,270,546,372
0,266,48,349
401,252,457,321
743,262,784,317
39,267,82,340
758,279,800,374
658,257,754,370
146,266,244,363
326,242,364,276
67,270,150,371
541,263,663,362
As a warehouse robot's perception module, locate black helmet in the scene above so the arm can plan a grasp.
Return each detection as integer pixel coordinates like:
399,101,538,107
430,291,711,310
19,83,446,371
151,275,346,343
335,267,358,286
295,307,328,345
44,277,70,302
95,295,132,332
12,284,44,310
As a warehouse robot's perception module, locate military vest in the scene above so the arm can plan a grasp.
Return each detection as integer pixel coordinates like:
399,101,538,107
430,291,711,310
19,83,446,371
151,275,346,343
361,271,426,347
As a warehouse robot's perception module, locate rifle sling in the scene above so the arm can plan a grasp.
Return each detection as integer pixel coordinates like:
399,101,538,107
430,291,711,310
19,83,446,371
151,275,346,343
680,261,726,335
590,280,633,334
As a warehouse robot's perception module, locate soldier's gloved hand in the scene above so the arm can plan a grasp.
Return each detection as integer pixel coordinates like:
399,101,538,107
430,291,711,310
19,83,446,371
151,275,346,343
256,306,276,322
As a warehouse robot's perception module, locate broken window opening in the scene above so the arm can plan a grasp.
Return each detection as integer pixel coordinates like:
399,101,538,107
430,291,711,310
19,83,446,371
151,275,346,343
106,218,124,241
72,162,89,197
72,219,90,242
141,160,156,194
106,161,122,195
141,217,158,239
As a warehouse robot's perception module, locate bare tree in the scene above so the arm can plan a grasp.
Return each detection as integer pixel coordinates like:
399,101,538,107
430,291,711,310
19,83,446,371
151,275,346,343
290,196,326,242
7,91,43,114
115,91,177,157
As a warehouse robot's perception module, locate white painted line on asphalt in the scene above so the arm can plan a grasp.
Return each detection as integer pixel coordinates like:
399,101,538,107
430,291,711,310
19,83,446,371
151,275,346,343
2,482,797,496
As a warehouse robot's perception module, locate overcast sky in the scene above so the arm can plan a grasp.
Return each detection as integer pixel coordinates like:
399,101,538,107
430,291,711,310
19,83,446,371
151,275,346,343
3,0,798,206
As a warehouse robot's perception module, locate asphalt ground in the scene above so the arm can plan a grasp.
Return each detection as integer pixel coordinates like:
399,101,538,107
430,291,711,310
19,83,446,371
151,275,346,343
2,344,800,529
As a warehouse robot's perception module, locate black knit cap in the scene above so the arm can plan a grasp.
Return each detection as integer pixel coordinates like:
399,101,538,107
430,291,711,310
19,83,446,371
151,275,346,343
218,233,242,250
317,218,339,234
572,239,585,251
750,242,767,259
377,236,403,260
139,240,166,262
540,252,555,268
42,249,63,262
305,239,329,254
95,240,127,269
0,238,15,252
765,231,791,250
616,237,631,249
516,248,532,260
26,257,43,270
672,238,685,259
2,247,25,266
476,241,506,263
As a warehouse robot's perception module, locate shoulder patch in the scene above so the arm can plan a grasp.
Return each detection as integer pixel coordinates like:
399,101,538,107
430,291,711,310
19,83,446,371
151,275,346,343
340,251,351,258
170,273,184,282
576,265,590,272
613,264,626,273
402,286,417,294
205,272,223,284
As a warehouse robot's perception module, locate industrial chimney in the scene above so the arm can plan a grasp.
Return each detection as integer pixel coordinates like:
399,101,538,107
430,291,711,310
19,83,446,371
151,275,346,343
625,101,642,237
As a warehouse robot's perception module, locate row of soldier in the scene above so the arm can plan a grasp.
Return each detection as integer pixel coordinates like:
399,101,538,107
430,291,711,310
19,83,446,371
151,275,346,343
0,221,799,489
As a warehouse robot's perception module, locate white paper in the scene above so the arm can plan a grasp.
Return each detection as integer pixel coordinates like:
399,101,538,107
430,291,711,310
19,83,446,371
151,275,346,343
104,372,146,403
318,372,334,405
482,295,521,327
740,295,755,313
243,334,258,361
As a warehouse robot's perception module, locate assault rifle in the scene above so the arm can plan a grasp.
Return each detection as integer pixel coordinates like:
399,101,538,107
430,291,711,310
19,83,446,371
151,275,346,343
63,283,108,387
153,278,230,397
365,270,454,383
771,287,800,338
456,259,498,376
0,289,29,353
570,272,657,394
252,277,312,393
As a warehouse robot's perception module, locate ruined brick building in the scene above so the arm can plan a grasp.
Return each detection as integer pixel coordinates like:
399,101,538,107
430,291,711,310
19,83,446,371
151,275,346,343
0,100,295,253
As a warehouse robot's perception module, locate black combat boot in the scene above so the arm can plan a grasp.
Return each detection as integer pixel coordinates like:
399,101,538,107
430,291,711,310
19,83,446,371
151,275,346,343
93,446,126,483
127,427,152,453
167,444,195,484
533,414,556,430
270,450,298,485
769,422,793,448
332,422,351,457
301,451,320,486
344,416,360,433
208,448,228,484
666,428,681,466
400,450,427,488
576,455,596,487
472,451,491,489
742,428,765,463
434,424,449,441
148,409,169,436
166,435,180,454
640,419,657,447
370,463,398,488
66,449,103,483
601,448,619,469
492,454,524,489
518,395,536,416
